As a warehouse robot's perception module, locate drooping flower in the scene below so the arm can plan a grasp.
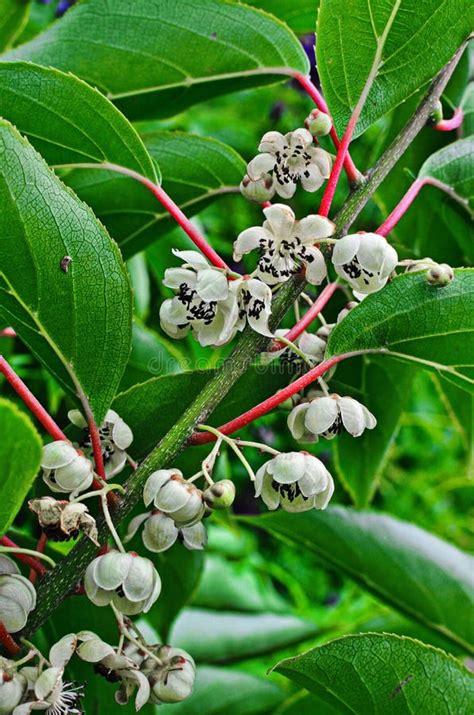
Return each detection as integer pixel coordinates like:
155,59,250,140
255,452,334,512
246,129,331,198
143,470,205,527
68,409,133,478
29,497,98,545
0,558,37,633
234,204,333,286
142,646,196,705
84,551,161,616
231,277,273,336
288,395,377,443
332,232,398,294
41,441,94,497
159,250,239,347
0,658,27,714
125,511,207,554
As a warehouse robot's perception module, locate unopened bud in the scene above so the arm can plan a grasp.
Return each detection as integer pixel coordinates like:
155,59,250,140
305,109,332,137
203,480,236,509
426,263,454,287
240,173,275,203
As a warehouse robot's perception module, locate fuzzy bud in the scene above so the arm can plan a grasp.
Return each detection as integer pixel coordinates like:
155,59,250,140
305,108,332,137
203,480,236,509
426,263,454,287
240,173,275,203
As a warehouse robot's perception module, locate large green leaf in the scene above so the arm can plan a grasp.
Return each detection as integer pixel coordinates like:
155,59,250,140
274,633,474,714
170,608,317,663
64,131,244,258
0,0,30,52
332,356,415,507
113,365,291,459
245,507,474,652
159,666,284,715
316,0,472,138
245,0,319,33
0,398,42,536
326,270,474,393
5,0,309,120
0,61,157,179
0,119,132,422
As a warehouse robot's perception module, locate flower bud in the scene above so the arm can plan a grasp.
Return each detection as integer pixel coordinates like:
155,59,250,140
146,646,195,704
203,480,236,509
41,441,94,496
0,572,36,633
29,497,99,545
143,470,205,527
428,99,443,125
305,108,332,137
240,173,275,203
426,263,454,287
84,551,161,616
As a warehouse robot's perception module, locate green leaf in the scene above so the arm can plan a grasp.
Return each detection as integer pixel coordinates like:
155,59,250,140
332,356,415,507
119,322,183,392
0,61,157,179
5,0,309,120
0,119,132,422
0,398,42,536
245,0,319,33
461,82,474,136
275,691,340,715
158,666,284,715
326,270,474,393
63,131,245,258
274,633,474,714
0,0,30,52
113,365,291,459
170,607,317,663
430,373,473,458
245,507,474,652
317,0,473,138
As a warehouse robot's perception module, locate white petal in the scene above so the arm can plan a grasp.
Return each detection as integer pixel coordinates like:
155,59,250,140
304,246,327,285
181,522,207,550
132,670,152,711
298,332,326,362
259,473,281,511
313,473,335,509
297,215,335,243
338,397,373,436
356,233,393,274
111,417,133,450
274,179,297,199
41,441,77,469
267,452,307,484
305,397,339,435
0,555,19,575
172,249,209,268
287,404,309,440
123,556,155,602
93,551,132,590
233,226,268,261
67,409,87,429
332,234,360,266
159,300,190,339
247,152,276,179
142,512,178,552
0,594,27,632
196,268,228,302
124,512,150,543
300,164,325,192
155,478,190,513
288,128,313,149
143,469,177,507
77,637,115,663
307,146,332,177
254,464,266,497
258,131,286,154
49,633,77,668
263,203,295,238
163,267,197,290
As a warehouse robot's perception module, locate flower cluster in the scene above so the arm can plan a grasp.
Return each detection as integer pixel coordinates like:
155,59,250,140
0,557,36,634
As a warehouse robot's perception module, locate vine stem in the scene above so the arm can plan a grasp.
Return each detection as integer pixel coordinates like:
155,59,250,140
56,162,230,271
291,72,360,183
433,107,464,131
376,175,472,236
272,282,339,348
0,356,67,441
0,537,52,573
190,351,365,445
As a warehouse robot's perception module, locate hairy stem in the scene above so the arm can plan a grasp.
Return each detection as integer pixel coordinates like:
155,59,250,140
16,46,466,644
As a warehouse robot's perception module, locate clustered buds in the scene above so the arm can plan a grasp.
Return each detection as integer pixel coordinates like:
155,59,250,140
29,497,98,545
288,395,377,442
84,551,161,615
255,452,334,512
41,441,94,497
0,557,36,633
144,470,206,527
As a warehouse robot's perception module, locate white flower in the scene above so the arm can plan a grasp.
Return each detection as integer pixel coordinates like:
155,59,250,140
332,232,398,294
234,204,333,286
29,497,98,546
41,441,93,497
0,659,27,714
125,511,207,553
68,409,133,478
240,173,275,202
159,249,239,347
143,470,206,527
0,559,36,633
231,276,273,337
288,395,377,443
84,551,161,616
247,129,331,198
12,667,83,714
255,452,334,512
144,646,196,705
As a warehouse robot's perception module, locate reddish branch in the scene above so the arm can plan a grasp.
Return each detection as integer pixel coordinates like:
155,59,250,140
272,282,340,348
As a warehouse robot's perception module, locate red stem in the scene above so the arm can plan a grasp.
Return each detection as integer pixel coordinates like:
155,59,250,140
0,622,21,656
376,176,464,237
0,536,47,577
189,352,357,445
271,283,339,349
292,72,359,184
0,328,16,338
29,532,47,584
319,109,360,217
87,415,106,480
433,107,464,132
0,356,67,441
